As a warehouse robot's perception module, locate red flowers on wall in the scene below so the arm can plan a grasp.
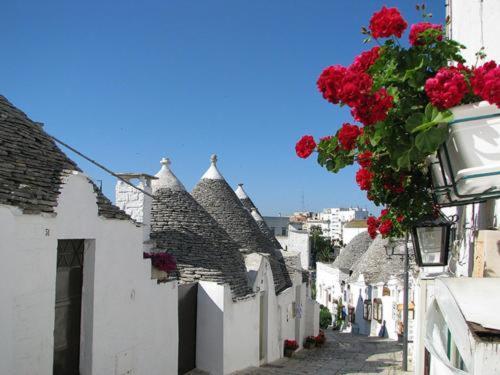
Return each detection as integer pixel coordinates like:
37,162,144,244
338,123,361,151
424,67,468,109
409,22,443,46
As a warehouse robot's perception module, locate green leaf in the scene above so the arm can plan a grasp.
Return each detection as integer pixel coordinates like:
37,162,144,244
405,113,424,132
415,126,448,153
397,152,411,169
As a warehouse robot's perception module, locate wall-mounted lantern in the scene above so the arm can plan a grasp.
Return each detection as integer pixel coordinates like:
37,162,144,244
411,215,452,267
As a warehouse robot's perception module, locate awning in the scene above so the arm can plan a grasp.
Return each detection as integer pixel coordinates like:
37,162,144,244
424,278,500,374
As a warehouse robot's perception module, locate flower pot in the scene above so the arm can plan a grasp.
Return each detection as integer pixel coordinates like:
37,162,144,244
437,101,500,201
303,341,316,349
284,348,295,358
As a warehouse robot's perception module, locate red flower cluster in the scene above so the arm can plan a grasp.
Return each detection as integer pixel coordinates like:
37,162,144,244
338,123,361,150
369,6,407,39
367,216,379,239
357,150,372,168
296,135,317,158
356,168,373,190
284,339,299,350
317,65,347,104
351,47,381,72
320,135,333,143
471,61,500,107
471,61,497,96
351,88,393,126
143,252,177,272
409,22,443,46
338,69,373,107
425,67,468,109
379,219,393,236
315,330,326,345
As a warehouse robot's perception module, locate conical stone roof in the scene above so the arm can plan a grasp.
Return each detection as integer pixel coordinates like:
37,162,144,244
332,231,372,272
192,155,292,293
149,158,252,298
236,183,283,249
0,95,131,220
348,236,405,284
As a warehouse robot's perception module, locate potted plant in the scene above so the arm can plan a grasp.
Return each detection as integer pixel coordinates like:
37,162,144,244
315,330,326,347
303,336,316,349
284,339,299,357
295,5,500,238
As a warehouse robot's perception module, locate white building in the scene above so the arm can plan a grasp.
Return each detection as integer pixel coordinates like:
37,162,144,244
315,231,373,319
304,207,369,241
0,96,178,375
411,1,500,374
342,219,368,246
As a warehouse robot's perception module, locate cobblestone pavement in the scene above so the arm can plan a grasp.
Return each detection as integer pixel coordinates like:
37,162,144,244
233,331,411,375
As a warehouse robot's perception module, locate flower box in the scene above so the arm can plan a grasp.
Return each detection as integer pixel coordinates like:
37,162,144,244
303,336,316,349
436,101,500,202
284,339,298,357
284,348,295,358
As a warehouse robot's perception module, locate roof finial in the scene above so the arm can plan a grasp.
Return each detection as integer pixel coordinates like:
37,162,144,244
152,157,186,191
160,157,171,167
211,154,218,165
238,183,243,187
201,154,224,180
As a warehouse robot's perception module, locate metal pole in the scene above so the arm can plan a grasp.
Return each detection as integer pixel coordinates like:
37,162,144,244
402,232,409,371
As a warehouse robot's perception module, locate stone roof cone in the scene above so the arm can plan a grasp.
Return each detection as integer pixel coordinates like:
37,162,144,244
152,157,186,192
332,231,372,273
235,183,282,248
0,95,130,220
348,235,405,284
150,157,251,298
192,154,292,294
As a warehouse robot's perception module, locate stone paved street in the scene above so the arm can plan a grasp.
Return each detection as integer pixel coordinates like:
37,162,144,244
233,331,410,375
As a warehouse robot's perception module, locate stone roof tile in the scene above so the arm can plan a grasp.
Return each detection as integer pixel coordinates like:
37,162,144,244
0,95,131,220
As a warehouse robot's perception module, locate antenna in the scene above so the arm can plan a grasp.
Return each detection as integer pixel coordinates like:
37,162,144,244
301,190,305,212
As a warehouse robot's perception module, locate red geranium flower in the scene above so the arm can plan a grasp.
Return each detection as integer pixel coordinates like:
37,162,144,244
350,46,381,72
338,123,361,150
471,61,497,96
369,6,408,39
357,150,372,168
380,208,389,216
295,135,317,158
356,168,373,191
367,215,380,239
397,215,404,223
379,219,393,237
317,65,347,104
471,62,500,107
409,22,443,46
351,88,393,126
338,69,373,107
320,135,333,142
425,67,468,109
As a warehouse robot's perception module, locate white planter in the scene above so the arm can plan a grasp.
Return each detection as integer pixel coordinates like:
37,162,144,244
440,101,500,198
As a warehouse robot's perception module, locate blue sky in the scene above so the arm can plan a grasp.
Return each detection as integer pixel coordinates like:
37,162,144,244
2,1,445,215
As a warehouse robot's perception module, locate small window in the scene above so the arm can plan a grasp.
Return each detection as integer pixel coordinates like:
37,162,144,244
281,227,287,236
373,298,383,322
363,300,372,320
382,286,391,296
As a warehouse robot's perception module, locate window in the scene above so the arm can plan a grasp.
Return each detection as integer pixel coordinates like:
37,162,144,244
281,227,287,236
382,286,391,296
373,298,383,322
363,300,372,320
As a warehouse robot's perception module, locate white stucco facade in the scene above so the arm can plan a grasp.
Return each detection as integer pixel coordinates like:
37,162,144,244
0,172,178,375
277,226,311,269
315,262,346,318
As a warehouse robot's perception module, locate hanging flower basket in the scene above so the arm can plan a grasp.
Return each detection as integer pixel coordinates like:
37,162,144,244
431,101,500,204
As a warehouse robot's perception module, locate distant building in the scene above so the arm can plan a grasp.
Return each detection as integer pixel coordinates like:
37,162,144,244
342,219,368,246
263,216,290,237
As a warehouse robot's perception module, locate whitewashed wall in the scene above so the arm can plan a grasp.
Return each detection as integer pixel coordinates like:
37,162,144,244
277,227,311,269
316,262,346,317
0,172,178,375
343,227,367,246
196,281,261,375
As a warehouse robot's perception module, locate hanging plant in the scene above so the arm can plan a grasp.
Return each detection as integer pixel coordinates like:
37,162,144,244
296,5,500,239
143,251,177,272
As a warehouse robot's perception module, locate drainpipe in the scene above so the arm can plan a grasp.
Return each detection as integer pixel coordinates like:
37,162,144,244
402,232,409,371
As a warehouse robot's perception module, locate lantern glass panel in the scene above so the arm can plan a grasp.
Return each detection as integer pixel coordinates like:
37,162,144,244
416,226,445,264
